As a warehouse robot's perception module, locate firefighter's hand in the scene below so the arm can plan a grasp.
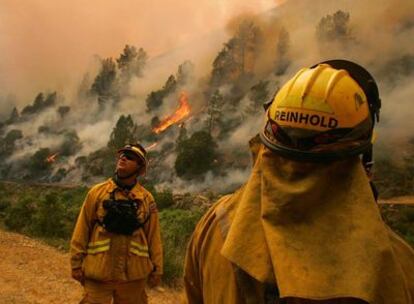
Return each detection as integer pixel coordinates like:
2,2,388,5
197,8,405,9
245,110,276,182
147,273,162,288
72,268,85,285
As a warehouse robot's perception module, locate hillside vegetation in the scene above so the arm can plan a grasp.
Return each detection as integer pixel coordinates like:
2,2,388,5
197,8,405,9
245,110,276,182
0,181,413,289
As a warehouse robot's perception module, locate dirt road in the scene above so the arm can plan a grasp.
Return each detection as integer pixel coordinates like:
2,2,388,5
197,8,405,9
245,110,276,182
379,196,414,205
0,230,181,304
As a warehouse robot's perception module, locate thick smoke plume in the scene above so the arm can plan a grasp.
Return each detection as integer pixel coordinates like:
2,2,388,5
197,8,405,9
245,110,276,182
1,0,413,194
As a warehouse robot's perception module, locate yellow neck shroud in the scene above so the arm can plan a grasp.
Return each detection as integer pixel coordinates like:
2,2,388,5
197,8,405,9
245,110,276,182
219,143,414,303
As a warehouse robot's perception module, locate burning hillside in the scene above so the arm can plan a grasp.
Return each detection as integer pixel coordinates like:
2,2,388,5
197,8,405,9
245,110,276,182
153,92,191,134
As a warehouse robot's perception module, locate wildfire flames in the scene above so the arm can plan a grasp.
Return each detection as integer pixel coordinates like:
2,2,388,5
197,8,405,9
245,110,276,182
145,142,158,150
153,91,191,134
46,153,58,163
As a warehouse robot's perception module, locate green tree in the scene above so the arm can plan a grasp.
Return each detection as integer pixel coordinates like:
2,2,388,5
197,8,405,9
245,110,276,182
175,131,217,179
44,92,57,107
57,106,70,119
164,75,177,94
207,90,224,133
60,130,82,156
146,75,177,112
107,115,137,150
176,60,195,86
29,148,52,174
91,58,119,106
275,27,291,75
32,193,66,237
316,10,353,45
0,129,23,156
4,196,35,232
21,93,44,115
177,124,188,146
245,80,269,115
210,20,261,87
117,45,148,81
81,147,114,180
6,107,19,124
21,92,57,116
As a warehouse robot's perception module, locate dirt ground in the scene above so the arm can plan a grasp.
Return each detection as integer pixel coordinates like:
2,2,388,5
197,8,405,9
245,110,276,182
0,230,182,304
378,195,414,205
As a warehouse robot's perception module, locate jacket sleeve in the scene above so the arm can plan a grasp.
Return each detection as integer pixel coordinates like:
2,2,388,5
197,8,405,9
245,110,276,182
144,193,163,275
70,190,97,270
183,231,204,304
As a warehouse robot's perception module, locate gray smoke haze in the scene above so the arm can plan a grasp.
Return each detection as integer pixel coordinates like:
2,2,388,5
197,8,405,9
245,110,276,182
1,0,413,193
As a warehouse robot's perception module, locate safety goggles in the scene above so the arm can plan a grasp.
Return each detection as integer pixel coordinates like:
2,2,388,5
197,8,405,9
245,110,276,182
119,151,141,162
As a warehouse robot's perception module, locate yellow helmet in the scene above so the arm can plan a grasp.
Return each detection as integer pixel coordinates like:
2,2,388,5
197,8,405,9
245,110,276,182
260,60,381,160
117,143,148,175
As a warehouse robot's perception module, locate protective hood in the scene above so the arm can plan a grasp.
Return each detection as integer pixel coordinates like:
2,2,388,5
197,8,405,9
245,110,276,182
218,136,414,303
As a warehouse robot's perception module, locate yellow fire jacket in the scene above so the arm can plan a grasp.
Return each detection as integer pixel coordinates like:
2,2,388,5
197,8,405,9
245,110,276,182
184,196,373,304
70,178,163,282
183,140,414,304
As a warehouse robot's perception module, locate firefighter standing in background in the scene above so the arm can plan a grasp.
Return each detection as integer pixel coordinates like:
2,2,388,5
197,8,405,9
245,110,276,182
70,143,163,304
183,60,414,303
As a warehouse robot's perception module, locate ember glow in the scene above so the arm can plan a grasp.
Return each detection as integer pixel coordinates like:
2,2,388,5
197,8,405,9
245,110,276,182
46,153,58,163
152,91,191,134
146,142,158,150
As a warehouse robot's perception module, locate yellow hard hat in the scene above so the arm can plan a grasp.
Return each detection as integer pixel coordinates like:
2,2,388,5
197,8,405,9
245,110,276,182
260,60,381,160
117,143,148,175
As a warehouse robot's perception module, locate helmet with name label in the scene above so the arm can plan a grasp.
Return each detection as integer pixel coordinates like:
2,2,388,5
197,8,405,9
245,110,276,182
260,60,381,161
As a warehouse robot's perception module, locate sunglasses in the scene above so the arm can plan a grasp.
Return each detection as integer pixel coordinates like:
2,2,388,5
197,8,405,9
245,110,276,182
119,152,140,162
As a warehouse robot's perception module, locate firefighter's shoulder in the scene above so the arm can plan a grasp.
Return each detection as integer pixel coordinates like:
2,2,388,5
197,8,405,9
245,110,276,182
190,186,244,248
85,179,114,199
136,183,158,212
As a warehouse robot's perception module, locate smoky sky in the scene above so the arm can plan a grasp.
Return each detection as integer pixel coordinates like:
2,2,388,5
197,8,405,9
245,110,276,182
0,0,280,104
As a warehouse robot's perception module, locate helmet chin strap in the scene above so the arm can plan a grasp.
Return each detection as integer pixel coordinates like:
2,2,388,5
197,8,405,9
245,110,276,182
114,169,140,189
116,171,138,179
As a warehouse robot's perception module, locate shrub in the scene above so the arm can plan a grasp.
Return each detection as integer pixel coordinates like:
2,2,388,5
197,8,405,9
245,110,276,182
154,189,174,210
31,192,67,238
4,196,35,232
159,208,204,285
0,199,11,218
175,131,218,179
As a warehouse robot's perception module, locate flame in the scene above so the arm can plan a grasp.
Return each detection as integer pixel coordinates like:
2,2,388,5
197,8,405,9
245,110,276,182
153,91,191,134
46,153,58,163
146,142,158,150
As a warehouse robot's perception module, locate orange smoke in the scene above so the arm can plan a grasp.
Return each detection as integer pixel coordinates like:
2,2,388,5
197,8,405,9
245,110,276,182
153,91,191,134
46,153,58,163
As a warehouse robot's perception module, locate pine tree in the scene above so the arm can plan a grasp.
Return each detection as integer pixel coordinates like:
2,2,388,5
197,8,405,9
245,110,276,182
107,115,137,149
91,58,119,106
177,123,188,146
117,45,148,82
207,90,224,133
176,61,195,86
316,10,353,45
57,106,71,119
146,75,177,112
6,107,19,124
275,27,291,76
210,21,261,87
0,129,23,156
175,131,217,179
245,81,269,115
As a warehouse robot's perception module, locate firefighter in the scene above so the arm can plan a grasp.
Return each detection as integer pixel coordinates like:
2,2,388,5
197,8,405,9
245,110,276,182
70,143,163,304
183,60,414,303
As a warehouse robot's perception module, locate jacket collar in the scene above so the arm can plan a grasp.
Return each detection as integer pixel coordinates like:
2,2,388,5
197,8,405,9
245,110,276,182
106,178,145,201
